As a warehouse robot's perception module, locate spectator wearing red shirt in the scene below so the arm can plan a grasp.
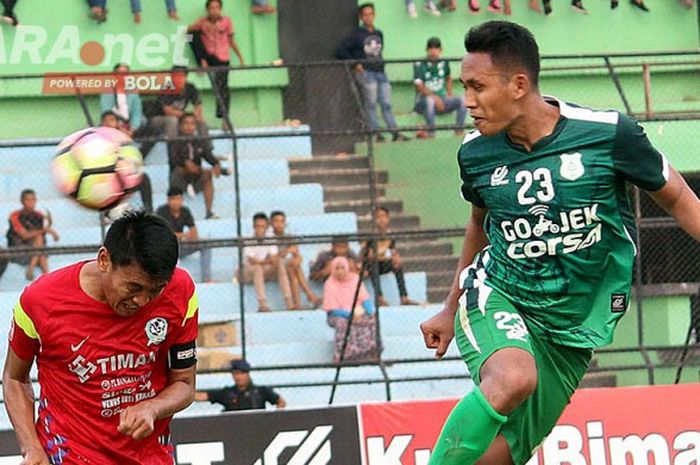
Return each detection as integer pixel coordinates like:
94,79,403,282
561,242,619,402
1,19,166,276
188,0,244,128
6,189,59,281
2,211,198,465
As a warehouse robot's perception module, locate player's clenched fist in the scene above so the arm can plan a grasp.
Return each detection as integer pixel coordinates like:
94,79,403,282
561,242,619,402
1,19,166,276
420,308,455,359
117,403,157,440
21,446,50,465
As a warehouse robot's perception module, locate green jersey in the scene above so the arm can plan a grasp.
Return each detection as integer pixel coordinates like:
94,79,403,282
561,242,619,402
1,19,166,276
413,59,450,98
458,98,668,348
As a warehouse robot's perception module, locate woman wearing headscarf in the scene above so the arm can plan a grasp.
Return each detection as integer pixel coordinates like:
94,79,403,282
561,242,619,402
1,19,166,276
323,257,379,363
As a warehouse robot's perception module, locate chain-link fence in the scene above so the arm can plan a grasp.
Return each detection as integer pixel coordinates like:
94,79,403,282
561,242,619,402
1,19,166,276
0,51,698,418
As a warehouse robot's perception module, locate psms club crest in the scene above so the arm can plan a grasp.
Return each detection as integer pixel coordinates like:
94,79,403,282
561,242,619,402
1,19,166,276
145,317,168,346
560,153,585,181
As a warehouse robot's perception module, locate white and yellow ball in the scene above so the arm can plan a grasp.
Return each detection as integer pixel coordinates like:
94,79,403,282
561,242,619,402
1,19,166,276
52,127,143,210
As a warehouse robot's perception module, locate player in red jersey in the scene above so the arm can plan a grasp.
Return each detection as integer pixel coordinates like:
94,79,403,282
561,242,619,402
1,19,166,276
2,211,199,465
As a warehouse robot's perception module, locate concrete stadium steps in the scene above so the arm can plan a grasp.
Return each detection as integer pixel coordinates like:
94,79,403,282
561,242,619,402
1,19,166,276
325,198,404,216
323,185,387,203
290,167,389,187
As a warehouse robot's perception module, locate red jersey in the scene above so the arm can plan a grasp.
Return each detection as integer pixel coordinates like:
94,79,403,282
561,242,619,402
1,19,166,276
9,261,199,464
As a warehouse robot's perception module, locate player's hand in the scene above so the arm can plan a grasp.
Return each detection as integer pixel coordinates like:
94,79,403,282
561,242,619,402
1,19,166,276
420,307,456,359
21,446,50,465
118,403,157,440
434,96,446,113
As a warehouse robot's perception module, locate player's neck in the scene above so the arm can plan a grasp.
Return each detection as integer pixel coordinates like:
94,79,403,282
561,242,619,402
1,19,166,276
506,96,560,152
79,261,107,303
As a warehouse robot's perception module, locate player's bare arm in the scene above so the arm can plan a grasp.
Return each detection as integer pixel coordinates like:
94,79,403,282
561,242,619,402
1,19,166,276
649,166,700,241
420,206,488,358
2,349,49,464
117,365,196,440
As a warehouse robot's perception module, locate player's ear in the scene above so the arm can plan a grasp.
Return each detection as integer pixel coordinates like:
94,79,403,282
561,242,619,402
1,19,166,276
510,73,530,100
96,247,111,272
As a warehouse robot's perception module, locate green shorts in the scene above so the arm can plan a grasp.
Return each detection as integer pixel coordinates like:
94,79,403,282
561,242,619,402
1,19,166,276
454,271,593,465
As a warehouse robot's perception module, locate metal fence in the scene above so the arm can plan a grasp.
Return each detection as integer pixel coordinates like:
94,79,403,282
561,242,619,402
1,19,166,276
0,50,699,413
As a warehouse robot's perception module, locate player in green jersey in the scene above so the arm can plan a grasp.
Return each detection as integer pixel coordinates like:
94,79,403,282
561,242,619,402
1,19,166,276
420,20,700,465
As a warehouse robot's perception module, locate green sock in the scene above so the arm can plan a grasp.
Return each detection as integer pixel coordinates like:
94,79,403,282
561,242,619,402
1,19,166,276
428,387,507,465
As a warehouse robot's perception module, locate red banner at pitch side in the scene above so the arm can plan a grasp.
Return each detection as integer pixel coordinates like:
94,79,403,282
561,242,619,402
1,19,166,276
359,384,700,465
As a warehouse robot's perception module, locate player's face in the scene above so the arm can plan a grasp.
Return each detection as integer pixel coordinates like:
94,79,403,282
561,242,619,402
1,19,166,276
253,218,268,237
270,215,286,235
98,250,168,317
460,52,521,136
232,370,250,388
427,46,441,61
359,6,374,28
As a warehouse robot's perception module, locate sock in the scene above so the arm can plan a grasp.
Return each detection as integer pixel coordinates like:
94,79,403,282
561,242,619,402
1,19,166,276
428,387,507,465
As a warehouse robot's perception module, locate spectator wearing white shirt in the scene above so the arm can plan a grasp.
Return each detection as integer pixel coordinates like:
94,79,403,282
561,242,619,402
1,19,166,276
239,212,293,312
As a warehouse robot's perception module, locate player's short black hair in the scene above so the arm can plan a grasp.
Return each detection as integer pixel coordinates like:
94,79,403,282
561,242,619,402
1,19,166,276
167,186,184,197
358,2,374,15
270,210,285,220
376,206,390,215
252,212,268,223
427,37,441,49
104,210,179,282
464,21,540,88
20,189,35,200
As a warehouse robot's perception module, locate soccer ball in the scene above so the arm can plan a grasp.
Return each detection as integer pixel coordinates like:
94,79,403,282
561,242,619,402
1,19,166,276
51,127,143,211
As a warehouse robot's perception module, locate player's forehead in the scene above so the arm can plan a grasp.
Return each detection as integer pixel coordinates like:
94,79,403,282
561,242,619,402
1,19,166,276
460,52,502,84
114,262,168,289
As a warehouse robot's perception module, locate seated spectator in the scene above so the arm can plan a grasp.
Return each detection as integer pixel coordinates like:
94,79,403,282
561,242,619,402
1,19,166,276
130,0,179,23
309,236,360,283
239,213,293,311
270,210,321,309
139,66,212,159
323,257,379,363
100,63,145,138
187,0,244,128
156,187,212,282
251,0,275,14
1,0,19,26
362,207,418,306
100,110,154,213
6,189,59,281
413,37,466,139
87,0,107,23
169,112,224,219
194,359,286,411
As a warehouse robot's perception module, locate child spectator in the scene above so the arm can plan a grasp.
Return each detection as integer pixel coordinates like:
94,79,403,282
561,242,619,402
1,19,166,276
323,257,379,363
362,207,418,306
270,211,321,309
6,189,59,281
239,213,293,311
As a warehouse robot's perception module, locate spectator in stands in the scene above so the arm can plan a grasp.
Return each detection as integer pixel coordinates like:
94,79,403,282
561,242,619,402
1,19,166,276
195,359,286,411
0,0,18,25
187,0,244,129
323,257,379,363
6,189,59,281
336,3,410,143
362,206,418,306
169,112,224,220
270,211,322,309
130,0,179,23
405,0,441,17
239,212,294,312
100,110,154,214
87,0,107,23
414,37,466,139
156,187,212,282
309,236,361,283
251,0,275,14
100,63,145,139
140,65,212,160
